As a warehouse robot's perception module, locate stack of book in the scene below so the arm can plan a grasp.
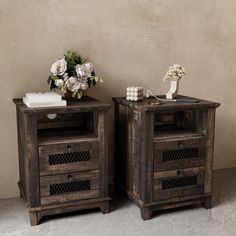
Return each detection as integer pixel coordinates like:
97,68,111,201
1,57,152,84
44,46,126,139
23,92,67,108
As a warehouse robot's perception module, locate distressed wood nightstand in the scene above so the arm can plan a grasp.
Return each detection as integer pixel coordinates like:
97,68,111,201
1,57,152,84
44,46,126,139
113,95,220,220
13,96,111,225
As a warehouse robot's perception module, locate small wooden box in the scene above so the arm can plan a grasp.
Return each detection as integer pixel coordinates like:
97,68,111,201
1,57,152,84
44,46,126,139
13,97,111,225
113,95,220,220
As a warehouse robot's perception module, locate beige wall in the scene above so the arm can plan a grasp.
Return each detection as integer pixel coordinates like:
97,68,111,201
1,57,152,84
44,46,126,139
0,0,235,198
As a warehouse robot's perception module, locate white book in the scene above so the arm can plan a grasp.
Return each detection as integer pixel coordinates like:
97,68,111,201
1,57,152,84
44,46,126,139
26,92,62,103
23,97,67,108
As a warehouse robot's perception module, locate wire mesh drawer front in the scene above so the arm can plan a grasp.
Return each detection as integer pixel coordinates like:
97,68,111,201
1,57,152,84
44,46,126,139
49,151,90,165
162,148,199,162
154,138,207,172
39,141,99,175
162,176,197,190
50,179,91,195
153,167,205,200
40,170,99,205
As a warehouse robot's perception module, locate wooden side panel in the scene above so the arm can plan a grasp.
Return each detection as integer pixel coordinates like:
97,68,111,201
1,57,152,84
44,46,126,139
139,111,154,203
204,108,216,193
16,107,28,200
114,105,126,189
24,114,40,207
98,111,109,197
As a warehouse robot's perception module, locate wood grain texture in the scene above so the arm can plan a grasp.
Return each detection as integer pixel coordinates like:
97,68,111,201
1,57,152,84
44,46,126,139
39,141,99,175
13,97,111,225
113,96,219,220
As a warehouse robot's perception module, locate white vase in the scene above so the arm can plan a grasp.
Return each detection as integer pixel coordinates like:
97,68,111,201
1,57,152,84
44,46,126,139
166,80,179,99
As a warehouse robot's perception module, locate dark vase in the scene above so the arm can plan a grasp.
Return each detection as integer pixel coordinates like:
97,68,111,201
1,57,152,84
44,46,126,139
64,90,83,101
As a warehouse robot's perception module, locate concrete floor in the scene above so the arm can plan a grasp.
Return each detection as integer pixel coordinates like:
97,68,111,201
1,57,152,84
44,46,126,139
0,168,236,236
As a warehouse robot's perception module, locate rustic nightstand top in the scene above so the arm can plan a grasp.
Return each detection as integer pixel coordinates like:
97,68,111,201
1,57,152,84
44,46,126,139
13,96,111,114
112,95,220,111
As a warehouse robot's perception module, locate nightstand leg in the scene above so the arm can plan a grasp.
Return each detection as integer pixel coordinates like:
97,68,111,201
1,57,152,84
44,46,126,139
140,207,152,220
202,196,212,209
29,212,39,226
100,202,110,214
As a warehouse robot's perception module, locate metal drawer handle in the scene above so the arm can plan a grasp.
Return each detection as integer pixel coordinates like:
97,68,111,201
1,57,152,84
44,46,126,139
67,145,72,152
47,114,57,119
67,174,72,180
178,142,184,148
177,170,183,176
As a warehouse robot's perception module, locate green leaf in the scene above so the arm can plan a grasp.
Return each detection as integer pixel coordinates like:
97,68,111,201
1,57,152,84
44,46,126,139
51,74,59,81
77,90,83,99
81,57,87,64
72,90,77,97
60,83,67,93
90,76,103,82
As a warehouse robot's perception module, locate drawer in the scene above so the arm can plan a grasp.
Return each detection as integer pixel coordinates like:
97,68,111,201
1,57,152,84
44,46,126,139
153,138,207,172
40,170,99,205
153,167,205,201
39,141,99,175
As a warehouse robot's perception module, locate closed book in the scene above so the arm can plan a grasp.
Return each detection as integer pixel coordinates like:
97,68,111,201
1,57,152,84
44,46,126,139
26,92,62,103
23,97,66,108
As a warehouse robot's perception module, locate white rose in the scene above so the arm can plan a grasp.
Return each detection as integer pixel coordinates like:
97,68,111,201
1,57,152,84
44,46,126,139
50,58,67,76
84,62,94,75
54,79,64,88
66,77,79,92
66,77,89,91
79,78,89,90
76,62,94,78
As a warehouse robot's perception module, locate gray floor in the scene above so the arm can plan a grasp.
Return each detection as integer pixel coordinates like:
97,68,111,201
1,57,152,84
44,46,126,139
1,168,236,236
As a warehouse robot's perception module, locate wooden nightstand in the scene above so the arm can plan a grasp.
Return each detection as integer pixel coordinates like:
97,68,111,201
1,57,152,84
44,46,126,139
112,95,220,220
13,97,111,225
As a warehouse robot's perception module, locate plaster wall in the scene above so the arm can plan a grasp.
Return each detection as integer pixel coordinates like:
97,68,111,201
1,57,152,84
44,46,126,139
0,0,235,198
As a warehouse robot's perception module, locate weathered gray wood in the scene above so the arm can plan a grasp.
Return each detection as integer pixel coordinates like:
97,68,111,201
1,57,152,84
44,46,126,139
204,108,216,193
140,207,152,220
112,96,220,112
39,141,99,175
29,212,39,226
153,137,207,171
153,167,205,200
13,97,111,225
100,201,110,214
98,111,109,197
112,96,219,220
40,170,99,196
41,190,100,205
24,114,40,207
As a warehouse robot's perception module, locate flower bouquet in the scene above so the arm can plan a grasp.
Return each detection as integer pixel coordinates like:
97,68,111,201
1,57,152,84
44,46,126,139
163,64,186,82
163,64,186,99
48,49,103,100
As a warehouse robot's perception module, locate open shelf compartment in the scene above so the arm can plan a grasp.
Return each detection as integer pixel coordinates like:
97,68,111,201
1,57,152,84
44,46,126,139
37,111,97,142
154,109,207,139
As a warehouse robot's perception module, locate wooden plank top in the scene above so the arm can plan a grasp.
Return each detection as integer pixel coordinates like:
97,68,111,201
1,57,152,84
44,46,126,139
112,95,220,111
13,96,111,114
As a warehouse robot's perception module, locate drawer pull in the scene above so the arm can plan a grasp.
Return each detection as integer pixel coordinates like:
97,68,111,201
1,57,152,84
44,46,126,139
47,114,57,119
67,145,72,152
177,170,184,176
67,174,72,180
178,142,184,148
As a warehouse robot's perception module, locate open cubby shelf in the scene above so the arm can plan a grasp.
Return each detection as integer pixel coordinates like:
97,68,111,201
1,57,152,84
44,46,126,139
154,125,204,140
37,111,96,143
154,110,207,139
